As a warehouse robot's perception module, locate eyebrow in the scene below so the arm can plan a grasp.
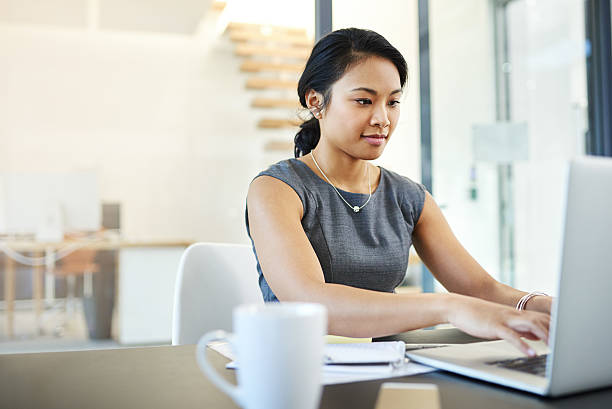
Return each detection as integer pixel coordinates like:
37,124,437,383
350,87,403,96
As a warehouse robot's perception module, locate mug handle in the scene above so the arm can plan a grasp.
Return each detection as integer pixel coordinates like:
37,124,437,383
196,330,243,406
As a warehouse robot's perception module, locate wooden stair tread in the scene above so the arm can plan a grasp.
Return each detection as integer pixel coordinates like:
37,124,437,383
227,22,307,36
252,98,302,108
211,1,226,12
240,60,304,73
258,118,302,129
229,30,313,47
264,140,295,151
235,44,310,59
246,77,298,89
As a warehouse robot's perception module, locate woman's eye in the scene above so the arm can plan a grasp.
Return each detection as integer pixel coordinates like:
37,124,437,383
389,100,401,106
355,99,372,105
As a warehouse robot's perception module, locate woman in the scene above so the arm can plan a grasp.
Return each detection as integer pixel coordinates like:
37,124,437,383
246,28,551,357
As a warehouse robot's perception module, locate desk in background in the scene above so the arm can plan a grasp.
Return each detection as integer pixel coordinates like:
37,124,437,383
1,239,192,343
1,328,611,409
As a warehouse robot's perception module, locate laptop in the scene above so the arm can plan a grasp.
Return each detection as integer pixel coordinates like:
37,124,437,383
406,156,612,397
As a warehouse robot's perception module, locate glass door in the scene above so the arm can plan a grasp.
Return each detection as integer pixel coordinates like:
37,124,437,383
429,0,588,294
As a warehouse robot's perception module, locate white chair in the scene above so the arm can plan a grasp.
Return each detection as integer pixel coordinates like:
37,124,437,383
171,242,264,345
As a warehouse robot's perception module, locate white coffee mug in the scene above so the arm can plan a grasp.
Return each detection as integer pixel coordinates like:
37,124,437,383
196,302,327,409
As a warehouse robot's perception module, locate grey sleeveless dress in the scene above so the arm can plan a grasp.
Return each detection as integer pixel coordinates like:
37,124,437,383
245,158,426,302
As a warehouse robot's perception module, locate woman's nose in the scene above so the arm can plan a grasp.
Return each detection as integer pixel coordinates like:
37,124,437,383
370,104,390,128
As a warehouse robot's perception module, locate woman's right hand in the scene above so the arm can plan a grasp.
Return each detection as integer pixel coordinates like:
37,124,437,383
445,293,551,357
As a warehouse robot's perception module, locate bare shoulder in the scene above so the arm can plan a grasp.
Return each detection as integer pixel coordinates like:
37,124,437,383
247,175,303,220
415,191,440,229
246,174,326,299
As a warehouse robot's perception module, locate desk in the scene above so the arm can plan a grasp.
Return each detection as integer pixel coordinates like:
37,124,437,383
1,239,192,340
1,329,611,409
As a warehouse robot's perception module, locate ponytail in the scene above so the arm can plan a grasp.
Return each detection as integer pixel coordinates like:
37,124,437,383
294,117,320,158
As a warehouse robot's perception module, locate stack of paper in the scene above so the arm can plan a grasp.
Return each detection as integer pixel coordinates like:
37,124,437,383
209,340,436,385
324,342,406,372
321,342,435,384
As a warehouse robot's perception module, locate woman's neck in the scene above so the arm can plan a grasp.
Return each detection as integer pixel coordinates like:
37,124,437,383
309,145,370,192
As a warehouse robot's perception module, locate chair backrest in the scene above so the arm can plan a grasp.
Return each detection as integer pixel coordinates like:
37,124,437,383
171,242,264,345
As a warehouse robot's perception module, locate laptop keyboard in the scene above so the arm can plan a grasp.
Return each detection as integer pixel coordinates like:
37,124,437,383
486,354,549,377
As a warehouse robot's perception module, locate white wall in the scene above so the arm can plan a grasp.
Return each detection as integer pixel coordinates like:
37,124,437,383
0,7,301,244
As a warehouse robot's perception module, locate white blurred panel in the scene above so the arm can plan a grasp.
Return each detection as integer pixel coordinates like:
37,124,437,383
0,0,87,28
0,171,100,235
117,246,185,344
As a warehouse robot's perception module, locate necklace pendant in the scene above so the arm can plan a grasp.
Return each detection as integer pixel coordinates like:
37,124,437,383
353,206,360,213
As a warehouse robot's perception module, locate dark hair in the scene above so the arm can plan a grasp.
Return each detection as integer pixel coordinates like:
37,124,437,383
294,28,408,158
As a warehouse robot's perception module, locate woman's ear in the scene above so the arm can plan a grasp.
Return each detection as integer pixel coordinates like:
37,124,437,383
305,90,324,118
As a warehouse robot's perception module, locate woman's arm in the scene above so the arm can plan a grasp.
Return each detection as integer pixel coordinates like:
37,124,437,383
247,176,449,337
412,192,552,314
248,176,549,355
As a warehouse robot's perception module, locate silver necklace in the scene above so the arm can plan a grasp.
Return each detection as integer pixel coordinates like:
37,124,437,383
311,152,372,213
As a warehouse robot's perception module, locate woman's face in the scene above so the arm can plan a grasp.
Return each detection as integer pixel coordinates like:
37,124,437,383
316,56,403,161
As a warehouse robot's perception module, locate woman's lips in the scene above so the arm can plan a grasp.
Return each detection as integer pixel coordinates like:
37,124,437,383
361,134,387,146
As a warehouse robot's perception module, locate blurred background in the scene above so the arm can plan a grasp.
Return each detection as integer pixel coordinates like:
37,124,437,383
0,0,609,352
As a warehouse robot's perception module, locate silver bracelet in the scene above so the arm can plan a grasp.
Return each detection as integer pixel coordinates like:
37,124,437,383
516,292,548,311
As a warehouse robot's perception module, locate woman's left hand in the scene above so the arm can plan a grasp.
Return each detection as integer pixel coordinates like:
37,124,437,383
525,295,553,315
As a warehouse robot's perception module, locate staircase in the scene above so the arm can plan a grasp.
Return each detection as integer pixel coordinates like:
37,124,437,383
225,21,313,151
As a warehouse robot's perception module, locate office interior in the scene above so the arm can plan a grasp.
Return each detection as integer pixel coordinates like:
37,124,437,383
0,0,610,357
